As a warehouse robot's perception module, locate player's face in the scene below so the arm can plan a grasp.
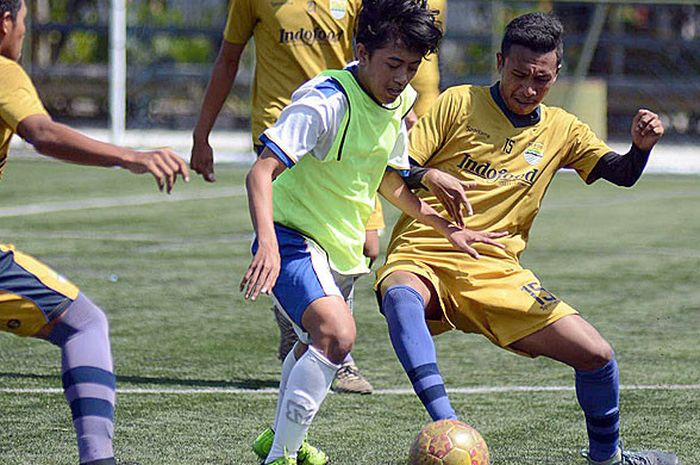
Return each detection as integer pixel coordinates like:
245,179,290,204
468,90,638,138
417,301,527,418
497,44,559,115
356,42,422,105
0,0,27,61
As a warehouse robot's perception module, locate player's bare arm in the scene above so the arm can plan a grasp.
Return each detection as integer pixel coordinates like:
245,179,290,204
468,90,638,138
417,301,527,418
191,41,246,183
240,148,287,301
378,170,507,259
17,114,189,193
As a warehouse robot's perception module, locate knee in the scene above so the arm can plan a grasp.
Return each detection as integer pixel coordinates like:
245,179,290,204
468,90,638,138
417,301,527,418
577,340,614,371
328,327,355,364
363,241,380,262
315,325,355,365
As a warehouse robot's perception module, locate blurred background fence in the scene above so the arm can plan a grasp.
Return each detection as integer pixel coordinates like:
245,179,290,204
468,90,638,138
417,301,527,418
20,0,700,142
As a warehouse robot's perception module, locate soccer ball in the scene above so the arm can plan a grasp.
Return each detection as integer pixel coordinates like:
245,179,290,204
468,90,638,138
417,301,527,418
408,419,490,465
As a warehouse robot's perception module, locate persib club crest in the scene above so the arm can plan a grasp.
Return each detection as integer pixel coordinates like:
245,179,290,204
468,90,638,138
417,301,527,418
330,0,346,19
523,142,544,166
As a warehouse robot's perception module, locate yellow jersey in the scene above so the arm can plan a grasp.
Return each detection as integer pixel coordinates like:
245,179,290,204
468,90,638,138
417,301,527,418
410,0,445,117
390,84,612,263
224,0,360,145
0,56,48,176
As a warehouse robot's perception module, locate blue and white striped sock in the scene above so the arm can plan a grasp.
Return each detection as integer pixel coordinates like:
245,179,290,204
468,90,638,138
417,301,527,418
47,293,116,465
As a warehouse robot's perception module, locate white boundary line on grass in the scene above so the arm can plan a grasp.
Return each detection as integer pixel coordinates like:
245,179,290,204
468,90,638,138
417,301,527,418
1,383,699,396
0,187,245,218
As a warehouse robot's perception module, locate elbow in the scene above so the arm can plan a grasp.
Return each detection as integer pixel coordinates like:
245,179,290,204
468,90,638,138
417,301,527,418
617,174,641,188
25,121,59,155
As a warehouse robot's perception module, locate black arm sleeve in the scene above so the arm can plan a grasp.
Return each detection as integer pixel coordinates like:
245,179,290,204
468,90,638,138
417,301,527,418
404,158,430,190
585,144,652,187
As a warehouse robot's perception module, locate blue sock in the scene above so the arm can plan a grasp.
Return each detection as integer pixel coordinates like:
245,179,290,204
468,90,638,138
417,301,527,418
381,285,456,420
575,356,620,462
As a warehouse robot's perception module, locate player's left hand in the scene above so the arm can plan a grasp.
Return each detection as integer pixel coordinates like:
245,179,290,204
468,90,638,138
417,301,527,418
631,109,664,151
423,168,477,228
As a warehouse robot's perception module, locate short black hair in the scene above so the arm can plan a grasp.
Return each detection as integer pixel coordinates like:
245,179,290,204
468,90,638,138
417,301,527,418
355,0,442,57
0,0,21,17
501,12,564,66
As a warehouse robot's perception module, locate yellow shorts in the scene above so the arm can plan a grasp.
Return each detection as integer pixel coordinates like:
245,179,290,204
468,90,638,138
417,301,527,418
376,253,578,350
0,244,80,337
365,197,385,232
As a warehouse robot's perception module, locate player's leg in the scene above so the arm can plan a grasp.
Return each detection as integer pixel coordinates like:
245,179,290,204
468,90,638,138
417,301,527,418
254,225,346,464
265,295,352,464
510,316,678,465
0,245,116,465
43,294,117,465
511,315,620,462
379,270,457,420
332,274,373,395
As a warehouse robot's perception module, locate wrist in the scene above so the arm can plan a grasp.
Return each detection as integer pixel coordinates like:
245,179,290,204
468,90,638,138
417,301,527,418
119,150,139,170
193,127,210,144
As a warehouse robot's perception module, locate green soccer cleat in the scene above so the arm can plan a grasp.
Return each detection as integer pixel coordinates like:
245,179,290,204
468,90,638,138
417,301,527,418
265,455,297,465
252,427,329,465
581,444,680,465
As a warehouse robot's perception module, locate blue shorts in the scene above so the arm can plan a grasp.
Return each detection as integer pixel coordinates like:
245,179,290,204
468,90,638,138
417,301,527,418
252,224,354,340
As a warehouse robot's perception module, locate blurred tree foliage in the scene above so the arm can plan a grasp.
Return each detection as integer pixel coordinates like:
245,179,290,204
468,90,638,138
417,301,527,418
32,0,224,65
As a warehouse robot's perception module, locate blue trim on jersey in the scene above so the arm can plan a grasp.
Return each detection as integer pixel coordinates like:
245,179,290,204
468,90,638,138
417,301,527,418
490,83,541,128
259,133,295,168
314,77,344,99
251,224,337,329
387,167,410,178
62,367,117,390
69,398,114,421
0,249,74,320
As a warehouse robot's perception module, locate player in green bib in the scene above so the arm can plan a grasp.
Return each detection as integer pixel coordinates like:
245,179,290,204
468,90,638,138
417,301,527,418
240,0,506,463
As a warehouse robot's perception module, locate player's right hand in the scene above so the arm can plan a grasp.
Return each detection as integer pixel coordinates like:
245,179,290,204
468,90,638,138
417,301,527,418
446,227,509,259
423,168,477,228
124,148,190,194
240,242,280,301
190,139,216,182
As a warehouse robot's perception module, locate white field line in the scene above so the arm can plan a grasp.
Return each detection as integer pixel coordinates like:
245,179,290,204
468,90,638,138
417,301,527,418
1,383,699,396
0,187,245,218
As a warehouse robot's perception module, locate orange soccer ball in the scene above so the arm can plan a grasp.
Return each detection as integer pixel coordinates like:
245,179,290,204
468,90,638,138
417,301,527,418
408,419,490,465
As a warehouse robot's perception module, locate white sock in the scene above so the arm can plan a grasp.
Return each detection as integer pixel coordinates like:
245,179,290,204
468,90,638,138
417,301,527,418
266,346,339,463
273,344,298,432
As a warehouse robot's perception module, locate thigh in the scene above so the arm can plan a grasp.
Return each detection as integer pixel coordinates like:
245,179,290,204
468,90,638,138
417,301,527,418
0,244,79,337
262,226,346,342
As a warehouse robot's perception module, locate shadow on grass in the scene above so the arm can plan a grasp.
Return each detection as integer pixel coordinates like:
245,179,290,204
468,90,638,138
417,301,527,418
0,372,278,389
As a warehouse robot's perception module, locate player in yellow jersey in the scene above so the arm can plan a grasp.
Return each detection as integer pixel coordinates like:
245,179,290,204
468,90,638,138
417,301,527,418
0,1,189,463
377,12,679,465
408,0,445,119
190,0,445,396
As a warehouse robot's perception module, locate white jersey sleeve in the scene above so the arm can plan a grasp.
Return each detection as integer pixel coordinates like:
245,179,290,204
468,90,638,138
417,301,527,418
260,76,348,166
386,119,411,175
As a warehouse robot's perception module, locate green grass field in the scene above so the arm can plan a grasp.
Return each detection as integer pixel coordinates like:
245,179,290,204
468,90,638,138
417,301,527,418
0,159,698,465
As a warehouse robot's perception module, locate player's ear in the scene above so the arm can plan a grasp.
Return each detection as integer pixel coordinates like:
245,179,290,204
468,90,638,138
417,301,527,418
496,52,504,73
356,42,369,66
1,11,11,36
